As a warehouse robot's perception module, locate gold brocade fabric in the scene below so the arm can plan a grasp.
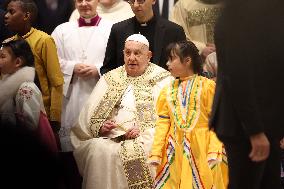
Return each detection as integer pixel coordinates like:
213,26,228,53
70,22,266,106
88,63,170,138
186,7,221,43
87,63,170,188
119,140,154,189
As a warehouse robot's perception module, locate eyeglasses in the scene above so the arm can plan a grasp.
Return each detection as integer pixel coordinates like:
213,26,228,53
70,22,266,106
128,0,146,5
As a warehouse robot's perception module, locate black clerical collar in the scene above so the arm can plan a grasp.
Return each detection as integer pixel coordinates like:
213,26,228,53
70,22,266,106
135,15,156,27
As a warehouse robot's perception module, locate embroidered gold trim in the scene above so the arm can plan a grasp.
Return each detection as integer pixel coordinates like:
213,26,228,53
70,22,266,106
167,75,203,133
119,140,154,189
88,63,170,137
186,7,221,43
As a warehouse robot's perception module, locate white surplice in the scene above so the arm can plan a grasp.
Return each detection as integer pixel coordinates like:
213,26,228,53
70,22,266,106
52,19,112,151
69,0,134,24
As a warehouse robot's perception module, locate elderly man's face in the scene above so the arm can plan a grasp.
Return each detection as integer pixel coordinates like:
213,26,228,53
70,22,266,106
124,41,152,77
75,0,99,18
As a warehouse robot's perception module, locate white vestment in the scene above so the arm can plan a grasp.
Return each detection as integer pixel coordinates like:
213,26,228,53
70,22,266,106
0,67,45,129
52,19,112,151
170,0,222,52
69,0,134,24
71,64,172,189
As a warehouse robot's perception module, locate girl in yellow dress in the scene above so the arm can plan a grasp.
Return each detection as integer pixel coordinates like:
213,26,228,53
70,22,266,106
149,40,227,189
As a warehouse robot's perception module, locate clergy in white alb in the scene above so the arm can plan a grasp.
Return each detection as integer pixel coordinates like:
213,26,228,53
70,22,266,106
52,0,112,151
70,34,172,189
170,0,222,57
69,0,134,24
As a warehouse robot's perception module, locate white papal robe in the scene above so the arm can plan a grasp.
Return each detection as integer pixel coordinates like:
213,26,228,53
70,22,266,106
71,64,172,189
52,18,112,151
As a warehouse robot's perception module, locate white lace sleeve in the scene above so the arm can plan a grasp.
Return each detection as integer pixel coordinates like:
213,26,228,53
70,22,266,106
15,82,43,130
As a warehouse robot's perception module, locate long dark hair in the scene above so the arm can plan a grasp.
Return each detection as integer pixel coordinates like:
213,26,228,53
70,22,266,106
165,40,203,74
1,38,34,67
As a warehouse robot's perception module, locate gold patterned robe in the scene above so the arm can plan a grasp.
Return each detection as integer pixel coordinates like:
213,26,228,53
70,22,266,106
71,63,172,189
170,0,222,52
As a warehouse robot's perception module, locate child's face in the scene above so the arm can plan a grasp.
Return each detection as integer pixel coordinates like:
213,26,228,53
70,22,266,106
0,47,18,75
4,1,27,32
166,53,192,78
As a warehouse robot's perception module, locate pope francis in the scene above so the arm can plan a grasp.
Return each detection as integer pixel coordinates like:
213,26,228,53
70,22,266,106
71,34,172,189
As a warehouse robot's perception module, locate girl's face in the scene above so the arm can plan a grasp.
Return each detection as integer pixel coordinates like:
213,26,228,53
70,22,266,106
166,52,193,78
0,47,20,75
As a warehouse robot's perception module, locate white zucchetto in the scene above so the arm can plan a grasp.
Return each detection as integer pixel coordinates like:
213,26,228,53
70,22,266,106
125,34,149,47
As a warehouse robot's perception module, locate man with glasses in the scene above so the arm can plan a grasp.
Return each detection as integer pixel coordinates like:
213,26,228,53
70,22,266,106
100,0,186,75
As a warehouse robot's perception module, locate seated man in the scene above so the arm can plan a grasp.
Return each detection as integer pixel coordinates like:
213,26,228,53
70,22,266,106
71,34,172,189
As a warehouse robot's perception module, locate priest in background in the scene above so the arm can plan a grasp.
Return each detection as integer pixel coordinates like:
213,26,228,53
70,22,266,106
170,0,222,60
52,0,112,152
100,0,186,74
69,0,134,24
71,34,172,189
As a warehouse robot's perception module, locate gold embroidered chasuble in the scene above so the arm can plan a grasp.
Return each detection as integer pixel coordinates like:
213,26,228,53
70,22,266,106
170,0,222,52
71,63,171,189
89,63,170,137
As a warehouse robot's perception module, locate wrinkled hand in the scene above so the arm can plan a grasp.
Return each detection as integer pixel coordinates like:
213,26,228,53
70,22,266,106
280,138,284,149
201,43,216,59
124,123,140,140
99,120,117,136
74,63,99,79
249,132,270,162
74,63,86,75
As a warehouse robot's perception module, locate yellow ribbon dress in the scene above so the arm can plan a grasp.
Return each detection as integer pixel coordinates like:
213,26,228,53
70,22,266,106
149,75,228,189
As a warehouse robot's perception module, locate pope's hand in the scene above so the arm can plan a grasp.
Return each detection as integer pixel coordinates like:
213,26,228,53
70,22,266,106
124,123,140,139
99,120,117,136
